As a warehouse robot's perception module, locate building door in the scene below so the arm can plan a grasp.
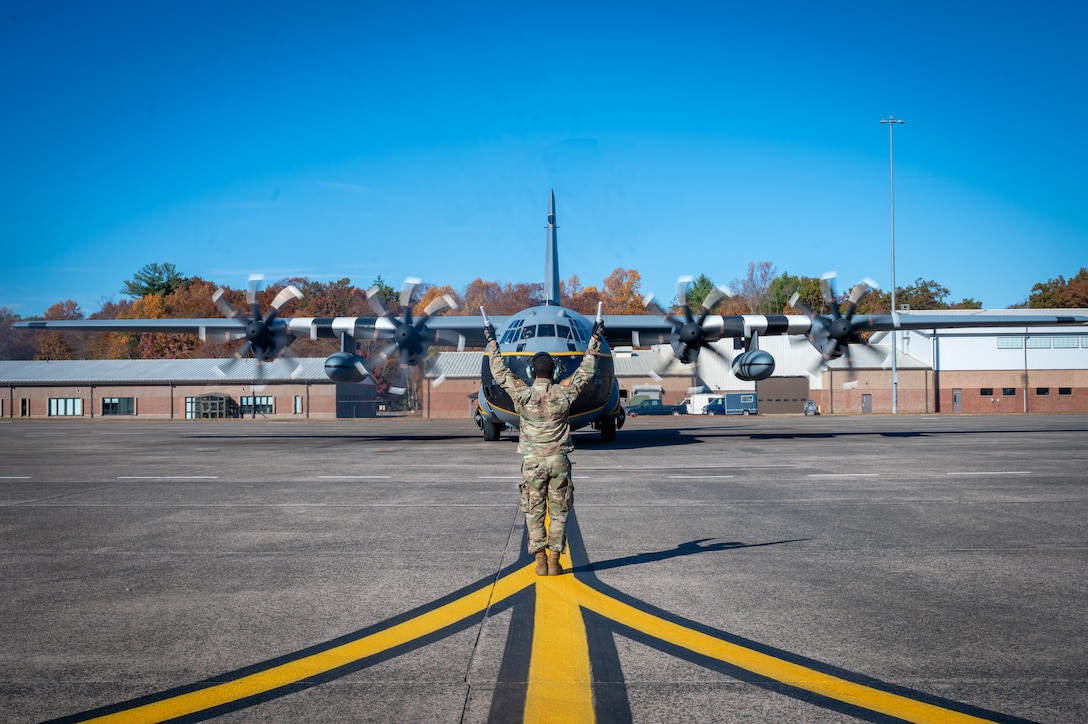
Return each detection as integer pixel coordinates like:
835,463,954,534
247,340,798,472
861,394,872,413
952,388,962,413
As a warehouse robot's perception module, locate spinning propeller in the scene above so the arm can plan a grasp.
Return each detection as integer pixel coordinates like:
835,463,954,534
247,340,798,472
643,276,731,385
789,272,878,377
211,275,303,375
367,277,463,395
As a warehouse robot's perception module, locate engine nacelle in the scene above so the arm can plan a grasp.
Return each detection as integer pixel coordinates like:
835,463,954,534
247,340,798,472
732,349,776,381
324,352,370,383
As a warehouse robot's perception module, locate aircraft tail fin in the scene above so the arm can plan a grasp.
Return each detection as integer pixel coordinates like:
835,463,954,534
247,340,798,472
544,190,560,305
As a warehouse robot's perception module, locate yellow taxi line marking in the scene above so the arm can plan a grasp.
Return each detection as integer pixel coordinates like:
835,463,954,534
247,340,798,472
80,567,538,724
570,577,998,724
525,552,594,722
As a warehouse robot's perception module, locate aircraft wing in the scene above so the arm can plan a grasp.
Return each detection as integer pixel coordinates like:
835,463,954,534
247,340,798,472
852,312,1088,331
15,318,248,337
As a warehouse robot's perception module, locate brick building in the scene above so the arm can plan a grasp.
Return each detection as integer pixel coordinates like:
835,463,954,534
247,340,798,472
0,358,375,420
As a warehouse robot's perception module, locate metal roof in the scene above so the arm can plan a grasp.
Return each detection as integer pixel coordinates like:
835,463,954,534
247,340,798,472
0,358,332,384
425,350,693,379
426,352,487,379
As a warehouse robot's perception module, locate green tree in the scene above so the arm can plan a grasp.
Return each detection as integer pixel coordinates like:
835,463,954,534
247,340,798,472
856,278,963,314
768,272,824,314
122,263,185,299
684,274,727,311
367,275,398,313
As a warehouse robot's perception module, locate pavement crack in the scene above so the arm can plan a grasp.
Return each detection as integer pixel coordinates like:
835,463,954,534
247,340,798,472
459,503,523,722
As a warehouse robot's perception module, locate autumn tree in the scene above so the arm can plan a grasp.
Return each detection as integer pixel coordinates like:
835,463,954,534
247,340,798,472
294,278,368,318
415,285,462,316
601,268,644,314
561,275,603,315
1019,267,1088,309
34,300,84,360
122,262,185,299
0,307,39,360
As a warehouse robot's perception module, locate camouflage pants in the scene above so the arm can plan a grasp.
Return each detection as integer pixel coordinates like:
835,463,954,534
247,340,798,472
520,454,574,555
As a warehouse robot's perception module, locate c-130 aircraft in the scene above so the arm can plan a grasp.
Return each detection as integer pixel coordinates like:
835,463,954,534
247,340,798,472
17,191,1088,441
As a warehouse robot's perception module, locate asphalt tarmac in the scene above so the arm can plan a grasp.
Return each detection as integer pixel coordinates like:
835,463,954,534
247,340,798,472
1,414,1085,723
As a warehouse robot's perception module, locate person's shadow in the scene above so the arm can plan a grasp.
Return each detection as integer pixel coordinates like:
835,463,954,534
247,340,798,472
570,537,808,575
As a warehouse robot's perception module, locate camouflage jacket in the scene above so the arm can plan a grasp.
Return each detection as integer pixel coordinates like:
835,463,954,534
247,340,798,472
488,333,601,456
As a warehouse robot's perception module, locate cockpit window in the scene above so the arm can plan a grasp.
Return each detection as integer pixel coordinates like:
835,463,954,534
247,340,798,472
499,319,525,345
569,318,588,342
537,323,555,337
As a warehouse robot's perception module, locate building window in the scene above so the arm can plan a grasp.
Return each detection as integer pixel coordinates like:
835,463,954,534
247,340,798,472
293,396,303,414
1026,336,1051,349
240,396,274,416
1036,388,1050,396
979,388,993,396
48,398,82,416
997,337,1023,349
1054,337,1079,349
102,397,136,416
1002,388,1016,396
1059,388,1073,396
20,399,30,417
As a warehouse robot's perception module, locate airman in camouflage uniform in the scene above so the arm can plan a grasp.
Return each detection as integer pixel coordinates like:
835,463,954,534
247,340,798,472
485,320,603,575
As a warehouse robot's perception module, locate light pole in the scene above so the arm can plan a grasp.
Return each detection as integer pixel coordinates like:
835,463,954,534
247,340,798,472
881,116,905,414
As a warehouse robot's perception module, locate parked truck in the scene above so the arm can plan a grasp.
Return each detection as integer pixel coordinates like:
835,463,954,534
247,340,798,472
703,393,759,416
680,392,718,415
626,399,688,416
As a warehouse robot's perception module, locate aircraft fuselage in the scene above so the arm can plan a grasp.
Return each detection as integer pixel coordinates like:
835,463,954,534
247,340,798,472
475,302,623,441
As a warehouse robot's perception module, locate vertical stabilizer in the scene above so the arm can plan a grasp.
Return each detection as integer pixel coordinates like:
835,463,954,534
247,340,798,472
544,190,560,305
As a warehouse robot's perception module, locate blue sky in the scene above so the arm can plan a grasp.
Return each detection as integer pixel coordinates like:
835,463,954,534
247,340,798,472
2,1,1085,318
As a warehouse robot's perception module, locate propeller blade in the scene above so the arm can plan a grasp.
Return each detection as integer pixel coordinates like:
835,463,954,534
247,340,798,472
435,329,466,351
400,277,421,309
366,286,388,317
788,290,814,317
820,272,838,319
423,293,457,317
269,285,304,314
247,274,263,320
212,288,241,320
675,275,694,309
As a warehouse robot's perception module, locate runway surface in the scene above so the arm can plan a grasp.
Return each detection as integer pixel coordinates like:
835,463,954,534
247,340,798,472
1,414,1085,723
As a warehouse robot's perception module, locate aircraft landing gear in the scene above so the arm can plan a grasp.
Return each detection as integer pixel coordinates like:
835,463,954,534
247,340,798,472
599,418,617,442
483,420,503,441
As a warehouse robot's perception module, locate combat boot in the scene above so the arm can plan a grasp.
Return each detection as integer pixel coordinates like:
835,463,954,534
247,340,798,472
534,551,548,576
547,550,562,576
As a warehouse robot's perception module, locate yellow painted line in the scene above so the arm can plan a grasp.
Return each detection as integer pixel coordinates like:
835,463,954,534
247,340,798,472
525,551,594,723
80,566,538,724
570,578,998,724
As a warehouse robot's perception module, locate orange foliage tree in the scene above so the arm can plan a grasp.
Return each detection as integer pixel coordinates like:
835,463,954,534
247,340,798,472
35,300,84,360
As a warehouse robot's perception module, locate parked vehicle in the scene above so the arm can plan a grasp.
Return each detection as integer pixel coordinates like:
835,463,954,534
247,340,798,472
626,399,687,416
680,392,718,415
803,399,820,416
703,393,758,416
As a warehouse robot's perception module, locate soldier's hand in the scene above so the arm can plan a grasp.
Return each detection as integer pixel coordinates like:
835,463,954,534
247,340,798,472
591,319,604,339
484,322,497,344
